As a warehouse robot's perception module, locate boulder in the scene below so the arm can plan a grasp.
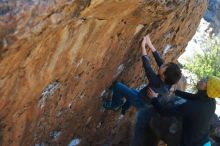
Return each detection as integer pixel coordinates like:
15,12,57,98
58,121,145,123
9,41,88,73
0,0,207,145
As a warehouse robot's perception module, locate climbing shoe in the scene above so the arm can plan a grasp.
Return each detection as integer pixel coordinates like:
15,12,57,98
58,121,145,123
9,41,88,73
102,99,125,112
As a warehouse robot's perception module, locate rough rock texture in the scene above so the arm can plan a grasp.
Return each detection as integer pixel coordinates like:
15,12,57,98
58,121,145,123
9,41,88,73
0,0,207,146
204,0,220,35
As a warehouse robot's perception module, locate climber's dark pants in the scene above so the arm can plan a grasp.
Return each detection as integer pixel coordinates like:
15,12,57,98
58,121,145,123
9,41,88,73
131,107,159,146
111,82,146,111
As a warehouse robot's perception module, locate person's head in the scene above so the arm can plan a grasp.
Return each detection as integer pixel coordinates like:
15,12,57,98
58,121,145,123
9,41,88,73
158,62,182,85
196,77,208,91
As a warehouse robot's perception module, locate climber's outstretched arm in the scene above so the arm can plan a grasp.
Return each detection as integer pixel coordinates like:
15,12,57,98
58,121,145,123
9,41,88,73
141,37,160,86
145,35,164,67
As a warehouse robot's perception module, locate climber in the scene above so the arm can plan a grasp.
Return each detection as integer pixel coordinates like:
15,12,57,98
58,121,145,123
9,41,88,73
102,34,182,114
147,76,220,146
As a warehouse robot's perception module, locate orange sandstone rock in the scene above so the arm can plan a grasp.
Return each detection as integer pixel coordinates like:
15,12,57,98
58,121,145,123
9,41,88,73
0,0,207,146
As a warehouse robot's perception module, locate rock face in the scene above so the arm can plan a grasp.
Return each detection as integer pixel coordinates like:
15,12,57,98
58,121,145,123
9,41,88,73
204,0,220,35
0,0,207,146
